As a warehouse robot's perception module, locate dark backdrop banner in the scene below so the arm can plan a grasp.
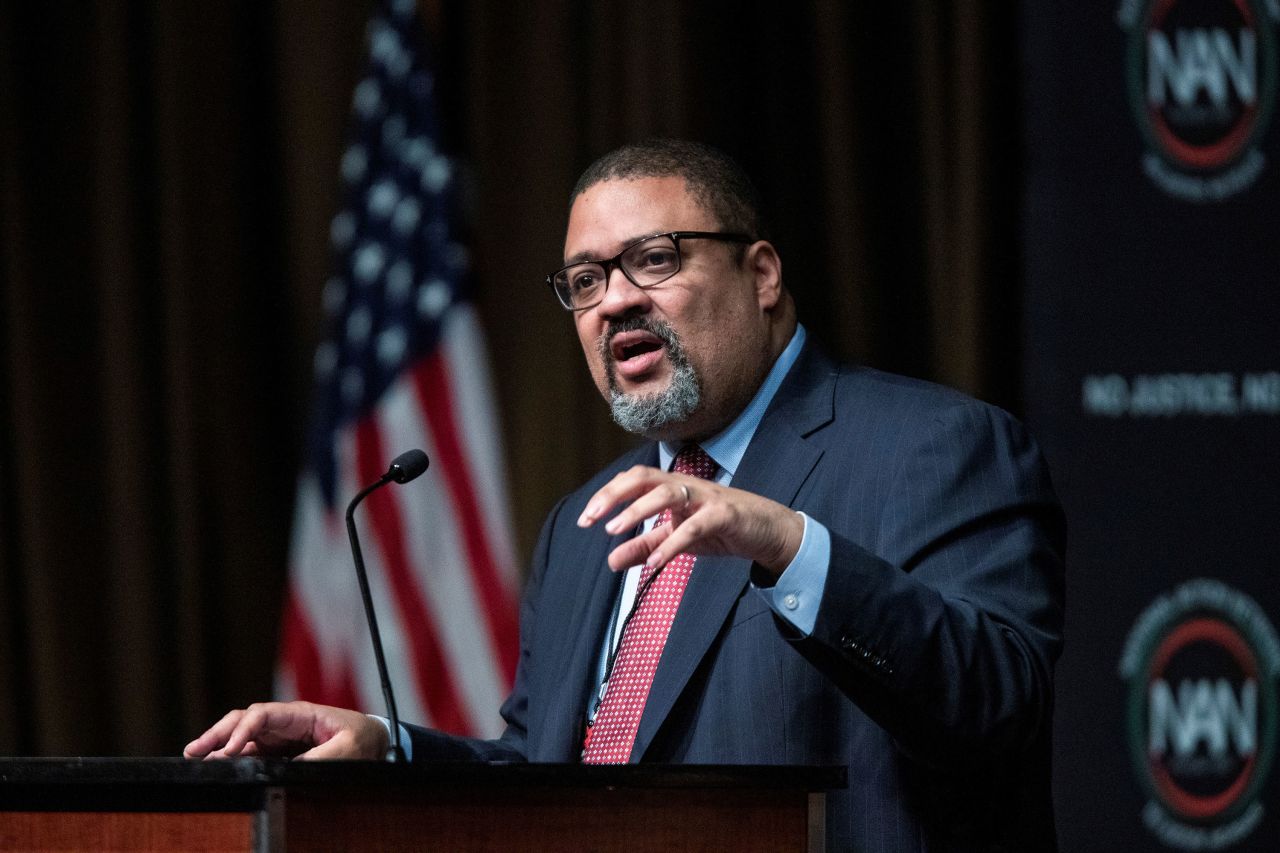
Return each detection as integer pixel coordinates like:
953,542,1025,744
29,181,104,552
1021,1,1280,850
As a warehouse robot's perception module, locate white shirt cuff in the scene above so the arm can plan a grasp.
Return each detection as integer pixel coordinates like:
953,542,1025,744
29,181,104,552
369,714,414,761
753,511,829,637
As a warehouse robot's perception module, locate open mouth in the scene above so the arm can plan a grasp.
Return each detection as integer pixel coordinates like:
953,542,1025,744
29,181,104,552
608,329,667,378
611,331,662,361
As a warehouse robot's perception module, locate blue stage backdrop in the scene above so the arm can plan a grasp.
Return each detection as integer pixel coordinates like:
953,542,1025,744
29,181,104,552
1020,1,1280,850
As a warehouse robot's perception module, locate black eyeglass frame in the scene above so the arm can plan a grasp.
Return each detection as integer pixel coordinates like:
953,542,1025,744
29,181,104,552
545,230,755,311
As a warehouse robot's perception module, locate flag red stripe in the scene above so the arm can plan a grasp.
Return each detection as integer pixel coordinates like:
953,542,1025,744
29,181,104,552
280,584,325,700
329,663,362,718
355,417,470,734
411,351,519,683
280,544,358,709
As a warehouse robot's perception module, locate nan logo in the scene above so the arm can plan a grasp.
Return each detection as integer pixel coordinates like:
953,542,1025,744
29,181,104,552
1117,0,1279,201
1120,579,1280,849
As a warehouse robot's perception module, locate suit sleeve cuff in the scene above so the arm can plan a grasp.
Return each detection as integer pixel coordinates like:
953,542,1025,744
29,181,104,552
752,511,829,637
370,714,414,762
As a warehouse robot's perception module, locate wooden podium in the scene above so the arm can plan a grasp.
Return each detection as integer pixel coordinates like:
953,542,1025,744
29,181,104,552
0,758,842,852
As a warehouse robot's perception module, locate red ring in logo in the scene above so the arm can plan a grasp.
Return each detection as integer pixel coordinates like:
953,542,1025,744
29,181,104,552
1147,0,1259,169
1147,617,1259,820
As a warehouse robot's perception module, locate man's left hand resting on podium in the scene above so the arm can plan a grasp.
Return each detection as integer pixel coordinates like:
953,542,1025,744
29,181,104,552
184,701,387,760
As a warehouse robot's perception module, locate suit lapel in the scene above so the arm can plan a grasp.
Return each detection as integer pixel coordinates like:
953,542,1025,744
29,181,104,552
534,444,657,761
534,528,621,761
631,343,837,760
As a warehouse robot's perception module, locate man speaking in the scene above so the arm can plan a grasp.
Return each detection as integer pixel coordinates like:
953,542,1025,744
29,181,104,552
187,140,1065,851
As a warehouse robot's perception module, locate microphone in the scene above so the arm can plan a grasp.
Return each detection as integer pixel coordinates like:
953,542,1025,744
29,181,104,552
345,448,430,762
386,448,429,483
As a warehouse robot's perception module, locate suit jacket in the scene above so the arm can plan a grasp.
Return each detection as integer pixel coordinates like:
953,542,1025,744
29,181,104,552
409,343,1066,852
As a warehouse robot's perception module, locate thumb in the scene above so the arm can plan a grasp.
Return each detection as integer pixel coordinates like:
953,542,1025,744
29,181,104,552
295,732,358,761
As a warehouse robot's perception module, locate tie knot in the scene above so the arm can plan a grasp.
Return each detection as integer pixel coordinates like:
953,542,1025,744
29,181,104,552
672,445,716,480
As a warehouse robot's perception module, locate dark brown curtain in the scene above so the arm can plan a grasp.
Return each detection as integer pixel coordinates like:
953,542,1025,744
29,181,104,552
0,0,1020,755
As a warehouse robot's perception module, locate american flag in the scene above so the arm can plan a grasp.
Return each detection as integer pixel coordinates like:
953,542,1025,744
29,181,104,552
275,0,519,737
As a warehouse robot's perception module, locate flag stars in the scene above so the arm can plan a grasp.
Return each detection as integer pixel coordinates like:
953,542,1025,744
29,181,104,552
367,181,399,218
369,22,412,80
354,243,386,284
402,137,434,170
370,26,399,65
418,279,451,319
385,47,411,80
422,155,451,192
311,6,474,460
392,198,421,236
377,326,408,367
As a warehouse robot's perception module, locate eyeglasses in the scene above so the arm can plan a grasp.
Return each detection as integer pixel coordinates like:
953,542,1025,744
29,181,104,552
546,231,754,311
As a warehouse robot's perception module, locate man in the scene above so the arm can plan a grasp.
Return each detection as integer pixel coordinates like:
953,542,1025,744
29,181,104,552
187,140,1065,851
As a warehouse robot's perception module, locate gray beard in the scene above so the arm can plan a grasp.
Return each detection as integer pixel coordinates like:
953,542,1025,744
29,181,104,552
601,319,702,436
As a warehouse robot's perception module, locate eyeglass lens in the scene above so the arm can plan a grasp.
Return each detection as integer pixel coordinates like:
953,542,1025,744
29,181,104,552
554,235,681,309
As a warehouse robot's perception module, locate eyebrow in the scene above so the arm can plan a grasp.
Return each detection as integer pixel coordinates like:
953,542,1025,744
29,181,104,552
563,232,665,266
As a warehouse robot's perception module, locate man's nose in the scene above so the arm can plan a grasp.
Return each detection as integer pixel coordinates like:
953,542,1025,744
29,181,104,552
595,265,652,318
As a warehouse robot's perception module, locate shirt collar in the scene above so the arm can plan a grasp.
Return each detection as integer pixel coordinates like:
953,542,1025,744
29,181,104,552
659,324,807,475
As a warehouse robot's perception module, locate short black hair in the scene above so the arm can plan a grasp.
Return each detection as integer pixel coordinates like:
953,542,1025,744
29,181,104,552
571,139,769,241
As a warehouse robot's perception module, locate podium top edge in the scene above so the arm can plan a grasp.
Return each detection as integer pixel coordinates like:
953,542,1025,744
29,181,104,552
0,757,846,791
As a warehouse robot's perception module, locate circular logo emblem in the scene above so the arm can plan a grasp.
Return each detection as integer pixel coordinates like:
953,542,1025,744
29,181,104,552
1119,579,1280,849
1118,0,1278,200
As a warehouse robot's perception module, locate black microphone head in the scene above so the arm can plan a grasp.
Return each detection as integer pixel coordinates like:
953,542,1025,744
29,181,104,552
386,449,430,484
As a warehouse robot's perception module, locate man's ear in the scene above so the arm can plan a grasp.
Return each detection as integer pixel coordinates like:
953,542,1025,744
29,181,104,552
748,241,783,311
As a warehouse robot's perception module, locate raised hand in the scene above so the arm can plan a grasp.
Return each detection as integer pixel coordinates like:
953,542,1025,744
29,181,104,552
577,465,804,577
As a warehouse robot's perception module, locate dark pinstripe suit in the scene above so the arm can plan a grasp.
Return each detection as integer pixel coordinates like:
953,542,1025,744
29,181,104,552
410,343,1066,852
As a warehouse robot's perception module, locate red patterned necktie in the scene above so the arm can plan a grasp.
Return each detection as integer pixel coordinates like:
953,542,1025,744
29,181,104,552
581,444,717,764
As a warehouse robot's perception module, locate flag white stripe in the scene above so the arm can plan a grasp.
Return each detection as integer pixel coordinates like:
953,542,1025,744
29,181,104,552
348,501,431,728
440,305,520,586
379,374,508,735
333,430,389,716
334,415,440,728
286,472,364,698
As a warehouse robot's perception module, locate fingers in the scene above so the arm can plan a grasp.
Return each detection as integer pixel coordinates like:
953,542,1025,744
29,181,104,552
184,701,316,760
220,703,286,757
579,466,704,536
183,708,246,758
644,505,722,571
605,503,725,573
579,465,804,575
606,524,673,572
578,465,671,527
185,701,384,762
604,480,693,536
